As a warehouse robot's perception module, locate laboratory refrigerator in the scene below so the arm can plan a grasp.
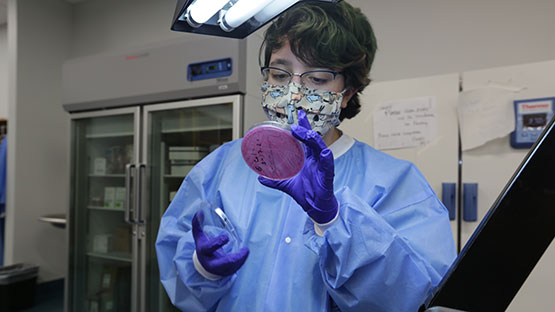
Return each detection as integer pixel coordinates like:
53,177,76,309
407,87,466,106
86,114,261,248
63,33,265,312
67,95,244,312
340,59,555,311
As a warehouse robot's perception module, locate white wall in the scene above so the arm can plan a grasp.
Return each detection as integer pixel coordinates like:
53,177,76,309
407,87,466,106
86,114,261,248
5,0,71,282
69,0,555,82
350,0,555,81
0,24,7,119
70,0,185,58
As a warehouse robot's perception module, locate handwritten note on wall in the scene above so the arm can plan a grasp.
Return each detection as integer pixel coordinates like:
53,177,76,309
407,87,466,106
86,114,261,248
373,96,437,150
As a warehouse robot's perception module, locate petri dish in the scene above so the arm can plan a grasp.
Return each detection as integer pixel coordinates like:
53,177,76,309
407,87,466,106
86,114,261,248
241,121,305,180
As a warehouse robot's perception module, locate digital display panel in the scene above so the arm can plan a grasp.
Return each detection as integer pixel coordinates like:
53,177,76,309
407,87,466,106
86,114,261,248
187,58,232,81
523,113,548,128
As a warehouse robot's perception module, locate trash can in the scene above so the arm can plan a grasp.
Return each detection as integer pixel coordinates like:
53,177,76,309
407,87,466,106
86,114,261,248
0,263,39,311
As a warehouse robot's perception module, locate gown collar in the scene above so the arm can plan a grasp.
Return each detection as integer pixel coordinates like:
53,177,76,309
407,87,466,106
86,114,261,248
328,132,355,160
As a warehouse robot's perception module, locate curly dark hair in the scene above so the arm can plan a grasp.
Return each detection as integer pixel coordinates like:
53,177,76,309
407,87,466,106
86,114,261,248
260,1,378,121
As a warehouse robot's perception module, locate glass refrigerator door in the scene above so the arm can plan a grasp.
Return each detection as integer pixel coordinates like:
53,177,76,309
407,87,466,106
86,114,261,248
69,107,140,312
142,95,242,312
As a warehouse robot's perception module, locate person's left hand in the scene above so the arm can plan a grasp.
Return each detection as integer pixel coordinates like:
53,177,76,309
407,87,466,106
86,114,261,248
258,110,338,224
192,211,249,277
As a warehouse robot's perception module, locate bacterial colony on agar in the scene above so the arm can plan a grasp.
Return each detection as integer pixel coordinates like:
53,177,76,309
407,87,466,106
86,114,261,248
241,121,305,180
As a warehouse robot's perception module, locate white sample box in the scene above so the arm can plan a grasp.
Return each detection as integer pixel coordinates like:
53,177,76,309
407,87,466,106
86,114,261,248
114,187,126,210
92,234,112,253
93,157,107,175
104,187,116,209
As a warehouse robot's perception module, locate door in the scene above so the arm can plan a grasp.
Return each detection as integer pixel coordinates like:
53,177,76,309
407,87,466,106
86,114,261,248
68,107,140,312
141,95,243,312
461,60,555,311
340,73,460,243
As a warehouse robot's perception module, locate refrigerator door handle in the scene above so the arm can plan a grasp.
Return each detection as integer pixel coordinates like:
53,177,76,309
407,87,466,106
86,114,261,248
125,163,136,224
136,163,147,225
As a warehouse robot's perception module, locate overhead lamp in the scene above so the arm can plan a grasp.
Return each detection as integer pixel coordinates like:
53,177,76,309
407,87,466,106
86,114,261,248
171,0,343,39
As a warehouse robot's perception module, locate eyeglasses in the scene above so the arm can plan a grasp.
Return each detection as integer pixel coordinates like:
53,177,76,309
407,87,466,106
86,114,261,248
261,67,343,92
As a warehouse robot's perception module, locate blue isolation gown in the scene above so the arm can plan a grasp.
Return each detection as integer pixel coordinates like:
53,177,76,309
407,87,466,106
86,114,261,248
156,133,456,312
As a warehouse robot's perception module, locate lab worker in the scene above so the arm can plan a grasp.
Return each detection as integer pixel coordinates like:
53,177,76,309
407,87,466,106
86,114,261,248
156,2,457,311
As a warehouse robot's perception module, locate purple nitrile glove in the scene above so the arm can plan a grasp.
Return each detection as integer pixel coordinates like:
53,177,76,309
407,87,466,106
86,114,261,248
192,211,249,277
258,110,338,224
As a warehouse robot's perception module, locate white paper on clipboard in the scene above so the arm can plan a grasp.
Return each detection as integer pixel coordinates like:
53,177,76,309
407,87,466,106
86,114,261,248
373,96,437,150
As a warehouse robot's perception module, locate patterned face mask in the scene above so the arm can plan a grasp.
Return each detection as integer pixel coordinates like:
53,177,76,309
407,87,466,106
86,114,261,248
261,82,345,136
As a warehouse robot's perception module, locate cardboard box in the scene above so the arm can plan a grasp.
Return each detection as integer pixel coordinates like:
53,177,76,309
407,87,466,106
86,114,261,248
104,187,116,209
113,227,131,253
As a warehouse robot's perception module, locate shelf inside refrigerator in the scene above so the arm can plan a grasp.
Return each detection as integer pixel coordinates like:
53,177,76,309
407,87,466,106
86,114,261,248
85,114,135,138
88,174,126,178
88,206,125,212
87,252,132,263
160,104,233,134
161,124,232,134
85,132,134,139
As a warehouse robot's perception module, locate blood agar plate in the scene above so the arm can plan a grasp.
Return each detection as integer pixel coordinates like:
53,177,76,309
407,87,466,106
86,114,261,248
241,121,305,180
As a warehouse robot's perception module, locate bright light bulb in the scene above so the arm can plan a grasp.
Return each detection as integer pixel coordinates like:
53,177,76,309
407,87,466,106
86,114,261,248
254,0,299,23
220,0,277,32
186,0,230,27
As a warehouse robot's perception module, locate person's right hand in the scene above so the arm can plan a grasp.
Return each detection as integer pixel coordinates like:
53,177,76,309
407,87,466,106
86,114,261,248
192,211,249,277
258,110,338,224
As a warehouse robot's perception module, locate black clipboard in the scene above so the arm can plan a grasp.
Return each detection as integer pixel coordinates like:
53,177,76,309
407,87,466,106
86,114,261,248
421,116,555,311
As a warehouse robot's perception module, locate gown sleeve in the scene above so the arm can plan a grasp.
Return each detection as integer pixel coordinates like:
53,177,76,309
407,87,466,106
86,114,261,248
304,165,457,312
155,164,236,311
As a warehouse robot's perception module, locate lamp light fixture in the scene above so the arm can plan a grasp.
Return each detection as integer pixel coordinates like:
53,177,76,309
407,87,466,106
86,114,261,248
171,0,343,39
184,0,230,27
219,0,277,32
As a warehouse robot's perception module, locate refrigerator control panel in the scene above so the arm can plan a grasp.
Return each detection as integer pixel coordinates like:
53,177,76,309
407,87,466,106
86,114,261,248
188,58,233,81
511,97,555,148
